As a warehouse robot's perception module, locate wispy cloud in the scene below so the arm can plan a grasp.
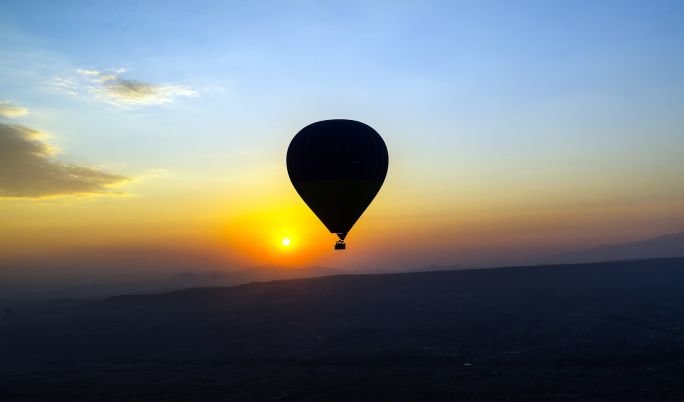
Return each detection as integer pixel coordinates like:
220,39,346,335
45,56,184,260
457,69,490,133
52,76,79,96
0,101,28,118
0,122,129,198
54,68,198,106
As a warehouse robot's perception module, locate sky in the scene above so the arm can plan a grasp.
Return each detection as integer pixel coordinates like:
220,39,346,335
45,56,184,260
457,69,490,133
1,0,683,281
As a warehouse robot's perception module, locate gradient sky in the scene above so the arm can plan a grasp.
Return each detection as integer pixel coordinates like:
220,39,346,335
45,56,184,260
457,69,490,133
1,1,683,279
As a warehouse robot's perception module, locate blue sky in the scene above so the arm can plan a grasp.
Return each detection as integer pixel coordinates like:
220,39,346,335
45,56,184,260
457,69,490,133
1,1,683,271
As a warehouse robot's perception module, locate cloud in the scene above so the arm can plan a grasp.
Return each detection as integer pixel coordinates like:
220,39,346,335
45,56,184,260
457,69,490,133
54,68,198,106
52,77,79,96
0,101,28,117
0,123,129,198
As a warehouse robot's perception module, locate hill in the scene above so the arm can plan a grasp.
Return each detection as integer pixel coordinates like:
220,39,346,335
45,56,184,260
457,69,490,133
2,258,684,401
550,230,684,264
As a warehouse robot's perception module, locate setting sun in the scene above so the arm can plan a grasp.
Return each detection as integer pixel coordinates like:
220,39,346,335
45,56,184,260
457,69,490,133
281,237,291,247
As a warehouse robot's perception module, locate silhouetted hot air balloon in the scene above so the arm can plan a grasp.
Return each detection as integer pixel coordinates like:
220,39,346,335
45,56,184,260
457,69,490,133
287,119,388,250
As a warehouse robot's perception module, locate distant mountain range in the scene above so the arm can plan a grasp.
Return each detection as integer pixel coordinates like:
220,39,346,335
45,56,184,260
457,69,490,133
0,264,345,300
2,231,682,299
156,264,344,291
548,230,684,264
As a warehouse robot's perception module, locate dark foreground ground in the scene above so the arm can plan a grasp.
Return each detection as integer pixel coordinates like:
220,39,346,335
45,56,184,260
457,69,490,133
2,258,684,401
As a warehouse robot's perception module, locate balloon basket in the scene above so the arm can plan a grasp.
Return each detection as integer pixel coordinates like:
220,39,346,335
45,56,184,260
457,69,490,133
335,240,346,250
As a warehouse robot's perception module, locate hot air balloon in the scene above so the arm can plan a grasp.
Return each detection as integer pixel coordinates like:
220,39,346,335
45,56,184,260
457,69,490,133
287,119,388,250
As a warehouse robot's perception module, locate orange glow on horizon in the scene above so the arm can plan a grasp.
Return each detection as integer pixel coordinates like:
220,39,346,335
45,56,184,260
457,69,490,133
216,197,334,267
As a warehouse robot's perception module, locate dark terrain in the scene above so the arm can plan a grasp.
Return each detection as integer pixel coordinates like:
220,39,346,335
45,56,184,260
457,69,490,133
2,258,684,401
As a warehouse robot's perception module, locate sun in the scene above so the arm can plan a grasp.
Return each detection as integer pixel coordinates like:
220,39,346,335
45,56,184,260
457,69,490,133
281,237,291,247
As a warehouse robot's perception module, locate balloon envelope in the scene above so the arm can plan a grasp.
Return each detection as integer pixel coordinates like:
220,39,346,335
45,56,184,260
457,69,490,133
287,119,388,244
